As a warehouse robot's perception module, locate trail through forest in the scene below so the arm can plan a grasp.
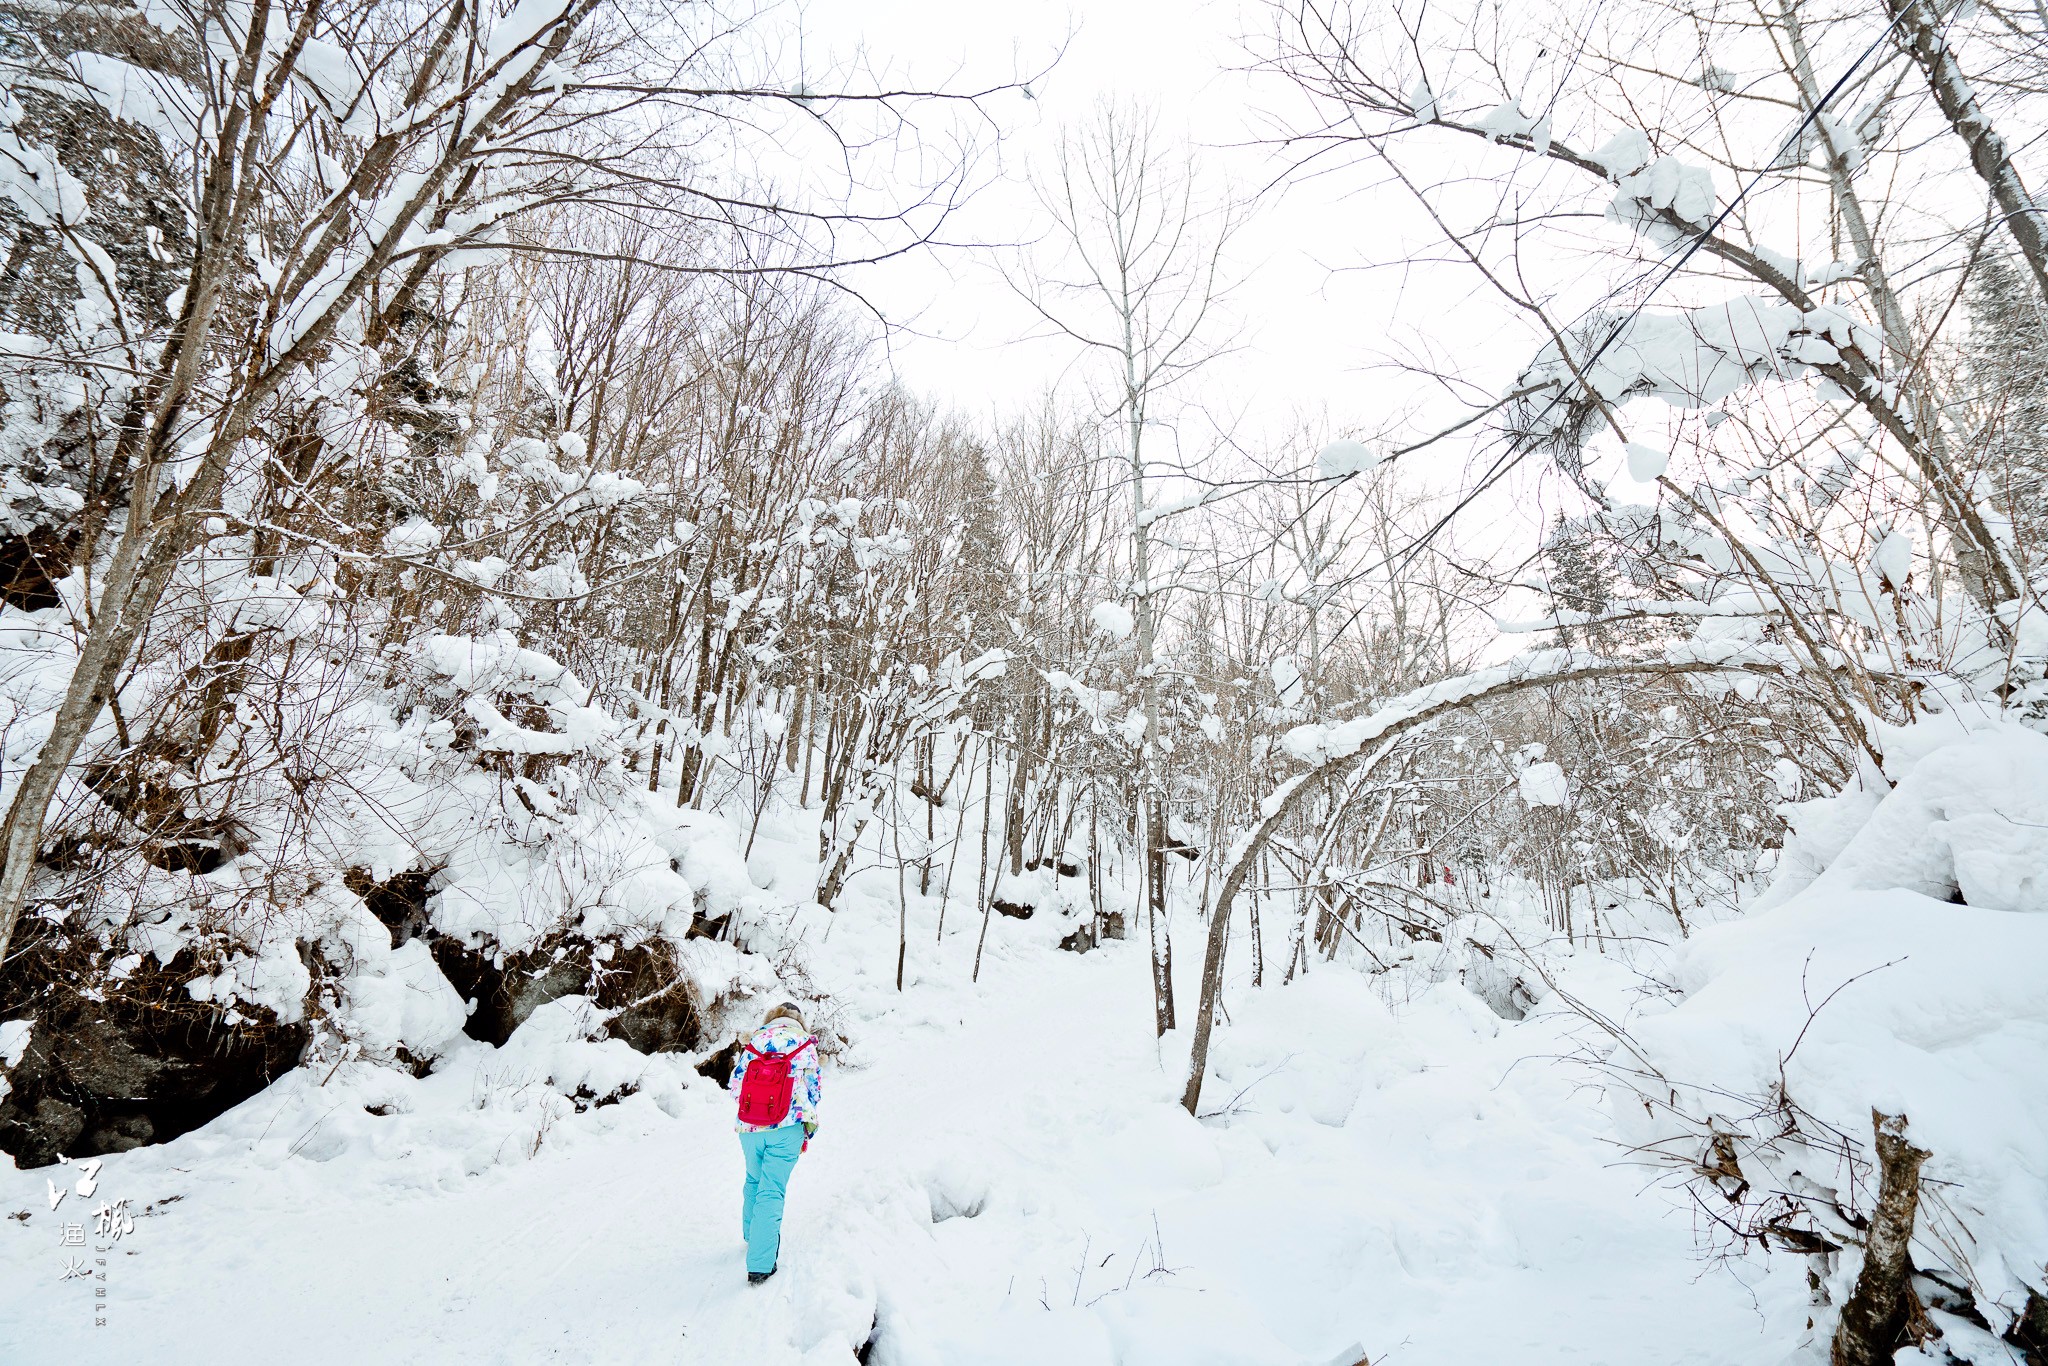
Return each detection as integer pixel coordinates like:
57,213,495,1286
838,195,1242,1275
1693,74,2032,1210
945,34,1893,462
5,1,2048,1362
3,879,1804,1365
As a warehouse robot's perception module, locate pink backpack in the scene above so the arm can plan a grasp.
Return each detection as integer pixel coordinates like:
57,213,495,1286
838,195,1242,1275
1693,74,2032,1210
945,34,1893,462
736,1037,813,1126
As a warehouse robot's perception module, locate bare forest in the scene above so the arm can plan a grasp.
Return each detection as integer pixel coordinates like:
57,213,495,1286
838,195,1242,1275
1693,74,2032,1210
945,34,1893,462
2,1,2046,1362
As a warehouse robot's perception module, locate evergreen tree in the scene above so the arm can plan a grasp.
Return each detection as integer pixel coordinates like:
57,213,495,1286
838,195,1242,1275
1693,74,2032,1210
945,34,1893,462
1964,252,2048,543
1544,515,1616,652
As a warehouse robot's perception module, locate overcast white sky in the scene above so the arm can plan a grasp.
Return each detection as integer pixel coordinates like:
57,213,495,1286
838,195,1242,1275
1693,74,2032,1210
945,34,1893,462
752,0,2012,638
801,0,1449,445
773,0,1636,599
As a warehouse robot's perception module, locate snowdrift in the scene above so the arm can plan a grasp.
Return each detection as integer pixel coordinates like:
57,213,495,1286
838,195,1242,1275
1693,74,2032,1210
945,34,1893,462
1627,721,2048,1353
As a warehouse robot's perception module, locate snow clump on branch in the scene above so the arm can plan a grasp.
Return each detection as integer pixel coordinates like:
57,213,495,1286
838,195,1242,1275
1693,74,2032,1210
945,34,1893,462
1518,761,1570,808
1609,157,1717,240
1091,601,1135,640
1316,439,1381,477
1511,296,1881,456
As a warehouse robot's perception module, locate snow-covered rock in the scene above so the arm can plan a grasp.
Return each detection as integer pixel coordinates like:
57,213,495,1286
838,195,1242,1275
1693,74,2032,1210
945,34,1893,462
345,939,468,1059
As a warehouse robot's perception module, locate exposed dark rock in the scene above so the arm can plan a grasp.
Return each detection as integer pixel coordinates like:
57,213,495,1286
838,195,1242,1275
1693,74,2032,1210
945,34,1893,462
0,935,308,1169
0,874,705,1167
1021,854,1084,878
564,1083,631,1113
26,1097,84,1157
695,1037,742,1087
1061,907,1129,953
0,527,73,611
430,932,700,1055
427,935,504,1041
2011,1286,2048,1366
88,1113,155,1154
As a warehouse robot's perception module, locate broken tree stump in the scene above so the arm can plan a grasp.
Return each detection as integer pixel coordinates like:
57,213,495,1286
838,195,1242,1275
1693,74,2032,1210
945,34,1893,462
1831,1110,1931,1366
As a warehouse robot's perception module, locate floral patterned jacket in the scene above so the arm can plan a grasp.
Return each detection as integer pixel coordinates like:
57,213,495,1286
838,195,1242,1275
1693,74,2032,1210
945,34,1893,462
728,1017,822,1132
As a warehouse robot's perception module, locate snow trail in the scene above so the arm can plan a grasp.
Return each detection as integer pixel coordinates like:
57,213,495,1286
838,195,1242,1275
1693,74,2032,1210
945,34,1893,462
4,889,1805,1363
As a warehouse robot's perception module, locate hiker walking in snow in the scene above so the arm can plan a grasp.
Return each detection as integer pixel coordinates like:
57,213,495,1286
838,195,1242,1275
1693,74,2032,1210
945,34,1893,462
729,1002,822,1284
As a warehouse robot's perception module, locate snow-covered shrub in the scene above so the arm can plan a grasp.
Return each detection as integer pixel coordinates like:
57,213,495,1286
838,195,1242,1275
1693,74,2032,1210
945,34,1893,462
1601,721,2048,1355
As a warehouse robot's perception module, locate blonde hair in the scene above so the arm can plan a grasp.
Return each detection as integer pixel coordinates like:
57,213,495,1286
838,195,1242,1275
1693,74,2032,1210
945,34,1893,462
763,1001,806,1031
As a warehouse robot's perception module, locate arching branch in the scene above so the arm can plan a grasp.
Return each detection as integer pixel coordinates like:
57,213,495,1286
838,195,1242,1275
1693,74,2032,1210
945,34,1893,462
1180,644,1803,1115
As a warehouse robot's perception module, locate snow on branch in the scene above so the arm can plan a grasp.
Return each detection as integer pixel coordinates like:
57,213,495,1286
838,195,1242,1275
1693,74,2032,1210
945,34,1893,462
1493,598,1771,635
1271,641,1796,774
1181,638,1803,1115
1510,295,1881,455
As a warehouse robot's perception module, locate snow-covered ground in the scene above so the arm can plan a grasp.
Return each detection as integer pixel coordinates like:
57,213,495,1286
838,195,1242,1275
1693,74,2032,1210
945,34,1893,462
13,719,2048,1362
4,836,1812,1365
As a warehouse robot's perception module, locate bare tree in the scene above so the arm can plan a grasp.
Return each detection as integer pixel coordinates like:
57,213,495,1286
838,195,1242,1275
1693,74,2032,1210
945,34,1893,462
0,0,1009,966
1010,99,1248,1035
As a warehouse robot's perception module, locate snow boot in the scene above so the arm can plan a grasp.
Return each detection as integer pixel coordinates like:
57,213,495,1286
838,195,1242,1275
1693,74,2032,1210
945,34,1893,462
748,1265,776,1285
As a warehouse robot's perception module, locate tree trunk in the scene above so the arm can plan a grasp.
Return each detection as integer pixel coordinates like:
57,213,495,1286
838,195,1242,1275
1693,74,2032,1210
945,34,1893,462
920,735,934,896
1774,0,2016,612
1005,722,1031,877
891,783,909,991
972,738,999,982
1147,793,1175,1034
1831,1111,1931,1366
1247,882,1263,988
1885,0,2048,304
1088,781,1105,940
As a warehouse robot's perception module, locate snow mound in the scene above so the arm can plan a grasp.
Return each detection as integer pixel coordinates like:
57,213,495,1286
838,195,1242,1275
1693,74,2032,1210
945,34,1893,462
654,807,768,918
1634,889,2048,1331
1808,725,2048,913
921,1156,991,1222
344,938,468,1059
1624,724,2048,1340
1202,970,1396,1129
171,994,696,1182
494,996,688,1110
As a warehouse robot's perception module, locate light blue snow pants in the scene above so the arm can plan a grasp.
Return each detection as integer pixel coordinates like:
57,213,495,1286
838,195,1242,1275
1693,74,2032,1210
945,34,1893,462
739,1125,804,1274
